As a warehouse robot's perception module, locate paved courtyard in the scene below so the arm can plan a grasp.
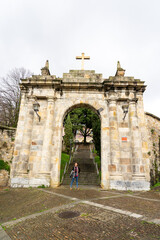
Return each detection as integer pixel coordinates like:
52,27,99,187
0,186,160,240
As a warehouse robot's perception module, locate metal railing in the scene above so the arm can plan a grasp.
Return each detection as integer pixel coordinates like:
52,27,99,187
61,143,78,184
90,145,99,176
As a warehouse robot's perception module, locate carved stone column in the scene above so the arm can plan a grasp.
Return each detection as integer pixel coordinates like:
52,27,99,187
18,96,35,174
129,99,143,178
108,99,120,174
39,97,55,174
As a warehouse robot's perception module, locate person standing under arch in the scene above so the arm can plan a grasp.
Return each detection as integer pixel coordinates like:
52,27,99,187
70,162,80,190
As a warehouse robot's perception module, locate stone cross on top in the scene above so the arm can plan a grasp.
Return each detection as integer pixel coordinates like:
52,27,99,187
76,53,90,70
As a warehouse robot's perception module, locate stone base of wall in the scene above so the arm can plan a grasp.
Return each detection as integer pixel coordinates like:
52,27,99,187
0,170,9,187
10,177,50,188
109,180,150,191
11,177,150,191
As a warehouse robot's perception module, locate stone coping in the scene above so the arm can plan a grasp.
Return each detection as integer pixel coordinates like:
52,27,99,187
145,112,160,121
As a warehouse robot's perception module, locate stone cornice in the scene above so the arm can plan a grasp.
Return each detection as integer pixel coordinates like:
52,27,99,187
20,72,146,93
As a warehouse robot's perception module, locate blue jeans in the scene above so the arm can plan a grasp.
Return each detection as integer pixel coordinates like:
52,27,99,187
70,176,78,188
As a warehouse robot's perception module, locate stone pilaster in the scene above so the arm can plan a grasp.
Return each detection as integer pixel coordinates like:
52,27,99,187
137,91,150,182
11,92,27,177
108,99,120,174
129,99,143,178
50,100,62,188
39,97,55,174
101,102,110,189
17,96,35,174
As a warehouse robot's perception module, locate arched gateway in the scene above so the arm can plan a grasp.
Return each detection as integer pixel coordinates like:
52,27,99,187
10,60,150,190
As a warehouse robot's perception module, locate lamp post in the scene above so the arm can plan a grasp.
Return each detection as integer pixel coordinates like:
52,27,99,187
33,101,41,122
97,107,104,115
122,105,128,121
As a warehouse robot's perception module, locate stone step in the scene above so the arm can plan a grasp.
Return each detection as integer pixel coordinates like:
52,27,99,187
64,177,99,181
65,172,98,176
62,146,99,186
63,181,100,185
64,179,99,182
64,178,99,181
67,169,96,173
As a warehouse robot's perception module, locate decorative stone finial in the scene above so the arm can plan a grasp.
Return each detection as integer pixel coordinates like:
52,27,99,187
115,61,125,76
45,60,49,69
117,61,121,69
41,60,50,76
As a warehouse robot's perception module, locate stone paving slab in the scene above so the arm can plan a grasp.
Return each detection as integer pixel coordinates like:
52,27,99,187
5,204,160,240
106,189,160,199
47,186,118,200
137,191,160,200
0,226,11,240
0,188,71,223
92,196,160,219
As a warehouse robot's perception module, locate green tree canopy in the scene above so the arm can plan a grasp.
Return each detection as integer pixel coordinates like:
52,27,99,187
63,114,73,154
92,113,101,155
64,107,101,154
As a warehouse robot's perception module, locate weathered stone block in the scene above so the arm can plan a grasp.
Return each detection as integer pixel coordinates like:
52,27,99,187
120,158,131,164
0,170,9,187
108,164,116,172
140,165,145,173
127,165,132,172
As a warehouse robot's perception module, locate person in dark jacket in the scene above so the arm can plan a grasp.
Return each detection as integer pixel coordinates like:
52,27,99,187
70,162,80,190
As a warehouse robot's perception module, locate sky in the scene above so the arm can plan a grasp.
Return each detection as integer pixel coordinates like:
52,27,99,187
0,0,160,116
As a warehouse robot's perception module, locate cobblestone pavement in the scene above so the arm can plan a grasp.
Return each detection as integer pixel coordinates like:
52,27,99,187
46,186,119,200
0,188,71,223
92,196,160,218
0,186,160,240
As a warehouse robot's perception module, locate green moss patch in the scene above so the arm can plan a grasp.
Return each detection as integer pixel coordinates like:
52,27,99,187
60,152,70,181
0,160,10,172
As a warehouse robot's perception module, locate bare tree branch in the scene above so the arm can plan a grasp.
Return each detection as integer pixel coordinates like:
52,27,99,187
0,67,33,127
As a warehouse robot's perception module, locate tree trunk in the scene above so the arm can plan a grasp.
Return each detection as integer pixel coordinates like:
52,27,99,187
84,126,87,144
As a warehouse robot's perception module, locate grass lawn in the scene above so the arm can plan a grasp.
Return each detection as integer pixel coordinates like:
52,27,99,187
94,150,101,179
60,152,70,181
95,155,101,170
151,181,160,190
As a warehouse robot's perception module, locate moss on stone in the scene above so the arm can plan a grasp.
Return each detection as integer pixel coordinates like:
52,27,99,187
0,160,10,172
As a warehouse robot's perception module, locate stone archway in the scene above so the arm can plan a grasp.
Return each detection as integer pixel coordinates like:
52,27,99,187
49,100,110,188
10,62,150,190
58,103,106,186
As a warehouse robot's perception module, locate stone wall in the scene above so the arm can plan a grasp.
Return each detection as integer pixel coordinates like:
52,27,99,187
0,126,16,187
0,126,16,163
145,112,160,184
0,170,9,187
